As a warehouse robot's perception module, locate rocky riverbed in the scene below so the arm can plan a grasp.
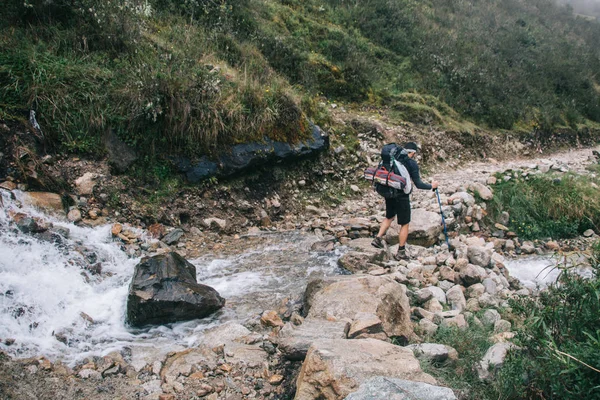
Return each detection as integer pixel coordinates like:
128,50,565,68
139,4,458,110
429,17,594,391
1,118,599,399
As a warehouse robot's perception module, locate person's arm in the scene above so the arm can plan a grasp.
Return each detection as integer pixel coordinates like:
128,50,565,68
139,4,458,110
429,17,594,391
408,160,433,190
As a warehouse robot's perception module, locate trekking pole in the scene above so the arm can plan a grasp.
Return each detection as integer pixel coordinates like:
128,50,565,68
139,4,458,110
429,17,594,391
435,188,450,248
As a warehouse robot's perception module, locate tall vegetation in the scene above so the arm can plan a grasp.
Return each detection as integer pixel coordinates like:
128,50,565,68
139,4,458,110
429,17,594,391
1,0,599,157
425,245,600,399
0,0,308,156
308,0,600,129
495,251,600,399
487,172,600,239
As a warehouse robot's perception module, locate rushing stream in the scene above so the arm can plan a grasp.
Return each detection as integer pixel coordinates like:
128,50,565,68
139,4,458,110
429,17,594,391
0,191,344,366
504,254,594,290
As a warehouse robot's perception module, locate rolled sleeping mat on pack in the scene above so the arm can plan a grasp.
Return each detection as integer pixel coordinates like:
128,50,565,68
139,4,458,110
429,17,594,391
364,166,378,181
364,166,407,190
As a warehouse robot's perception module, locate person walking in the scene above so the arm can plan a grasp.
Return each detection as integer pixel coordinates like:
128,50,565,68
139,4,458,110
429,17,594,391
371,142,439,260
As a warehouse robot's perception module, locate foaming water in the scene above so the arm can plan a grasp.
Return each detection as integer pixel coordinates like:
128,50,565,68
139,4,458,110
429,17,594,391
0,191,343,365
0,191,140,363
504,255,594,290
194,234,343,321
504,256,559,289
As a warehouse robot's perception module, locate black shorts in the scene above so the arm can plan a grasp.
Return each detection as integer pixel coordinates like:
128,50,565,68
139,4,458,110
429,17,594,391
385,196,411,225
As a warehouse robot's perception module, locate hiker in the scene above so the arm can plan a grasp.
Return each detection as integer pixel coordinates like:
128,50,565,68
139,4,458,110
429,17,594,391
371,142,439,260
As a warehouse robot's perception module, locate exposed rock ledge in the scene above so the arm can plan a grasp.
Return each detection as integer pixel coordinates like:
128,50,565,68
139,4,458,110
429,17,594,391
175,123,329,183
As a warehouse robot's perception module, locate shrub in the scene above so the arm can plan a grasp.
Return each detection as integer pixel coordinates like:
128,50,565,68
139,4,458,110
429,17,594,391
487,174,600,240
0,8,308,157
495,245,600,399
421,320,497,400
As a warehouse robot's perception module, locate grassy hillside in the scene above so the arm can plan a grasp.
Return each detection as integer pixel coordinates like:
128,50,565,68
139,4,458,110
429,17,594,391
1,0,599,158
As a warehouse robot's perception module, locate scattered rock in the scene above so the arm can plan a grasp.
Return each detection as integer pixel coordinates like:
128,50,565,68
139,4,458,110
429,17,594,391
162,229,184,245
67,209,82,223
74,173,99,196
20,192,64,216
469,182,493,200
406,343,456,364
111,223,123,236
260,310,284,328
203,218,228,231
103,129,138,173
467,246,492,268
0,181,17,190
477,343,517,381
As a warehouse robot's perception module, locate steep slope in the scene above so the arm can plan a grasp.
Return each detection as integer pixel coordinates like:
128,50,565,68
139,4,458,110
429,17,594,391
0,0,599,162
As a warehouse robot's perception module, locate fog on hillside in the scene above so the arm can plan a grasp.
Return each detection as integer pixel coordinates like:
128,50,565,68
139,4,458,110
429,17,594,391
557,0,600,18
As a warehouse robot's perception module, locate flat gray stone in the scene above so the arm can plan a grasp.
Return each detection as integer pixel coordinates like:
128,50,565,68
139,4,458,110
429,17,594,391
406,343,451,363
344,376,457,400
162,229,184,245
276,319,348,361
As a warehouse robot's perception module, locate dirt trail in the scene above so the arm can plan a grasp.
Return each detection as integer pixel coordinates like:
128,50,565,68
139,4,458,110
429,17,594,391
432,146,600,186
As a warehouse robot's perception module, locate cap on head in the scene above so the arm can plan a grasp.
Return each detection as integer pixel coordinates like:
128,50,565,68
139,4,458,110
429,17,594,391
404,142,418,153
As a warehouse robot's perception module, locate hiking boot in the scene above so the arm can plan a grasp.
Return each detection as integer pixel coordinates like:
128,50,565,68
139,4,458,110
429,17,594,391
371,236,385,249
394,248,410,261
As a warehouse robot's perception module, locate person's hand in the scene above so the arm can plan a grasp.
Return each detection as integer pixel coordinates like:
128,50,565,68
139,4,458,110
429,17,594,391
431,181,439,190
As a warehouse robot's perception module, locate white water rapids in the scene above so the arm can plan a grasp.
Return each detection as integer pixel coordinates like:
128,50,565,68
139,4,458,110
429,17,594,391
504,253,594,290
504,256,560,289
0,191,343,366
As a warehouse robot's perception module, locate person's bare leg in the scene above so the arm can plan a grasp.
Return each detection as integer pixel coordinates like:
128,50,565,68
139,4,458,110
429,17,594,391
377,218,393,238
398,224,409,246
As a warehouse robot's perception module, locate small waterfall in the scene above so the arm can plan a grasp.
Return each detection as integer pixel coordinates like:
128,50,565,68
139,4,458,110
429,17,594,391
0,190,344,366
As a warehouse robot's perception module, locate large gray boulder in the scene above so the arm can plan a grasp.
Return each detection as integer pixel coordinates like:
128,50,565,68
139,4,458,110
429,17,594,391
304,275,413,341
126,252,225,327
408,209,443,247
344,376,457,400
295,339,436,400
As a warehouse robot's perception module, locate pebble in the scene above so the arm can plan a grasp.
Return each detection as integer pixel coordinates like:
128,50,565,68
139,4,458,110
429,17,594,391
268,374,284,385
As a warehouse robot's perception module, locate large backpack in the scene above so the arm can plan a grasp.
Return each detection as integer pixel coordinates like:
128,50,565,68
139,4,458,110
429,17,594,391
364,143,413,198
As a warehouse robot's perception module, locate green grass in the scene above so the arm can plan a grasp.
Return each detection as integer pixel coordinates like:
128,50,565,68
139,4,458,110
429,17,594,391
419,321,498,400
2,0,600,162
487,173,600,240
420,256,600,399
494,245,600,399
0,6,310,157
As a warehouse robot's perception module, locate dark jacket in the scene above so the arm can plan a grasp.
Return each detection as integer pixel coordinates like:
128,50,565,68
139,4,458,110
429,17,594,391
399,158,431,197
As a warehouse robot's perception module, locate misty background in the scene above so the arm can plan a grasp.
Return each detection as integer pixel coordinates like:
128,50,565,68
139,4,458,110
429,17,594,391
558,0,600,18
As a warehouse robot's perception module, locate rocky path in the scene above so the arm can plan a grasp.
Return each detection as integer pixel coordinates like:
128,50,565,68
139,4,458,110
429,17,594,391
432,146,599,185
2,142,600,400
